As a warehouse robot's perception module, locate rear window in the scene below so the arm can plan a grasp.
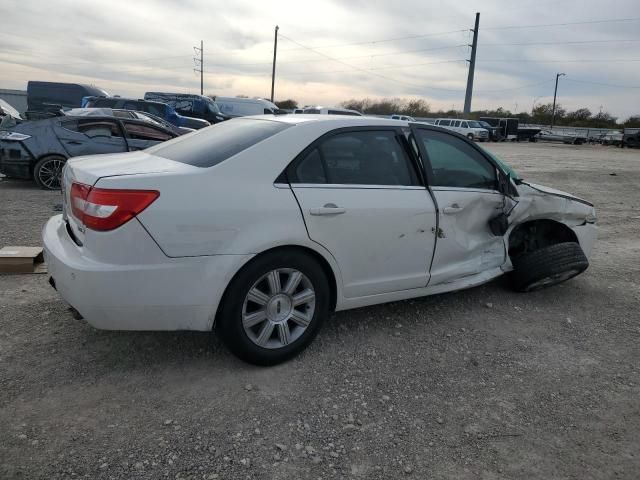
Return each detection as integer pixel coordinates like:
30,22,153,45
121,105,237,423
147,118,290,167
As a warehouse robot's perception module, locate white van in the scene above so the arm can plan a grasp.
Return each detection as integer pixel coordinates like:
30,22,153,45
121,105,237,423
213,97,279,117
302,106,362,116
391,114,415,121
434,118,489,141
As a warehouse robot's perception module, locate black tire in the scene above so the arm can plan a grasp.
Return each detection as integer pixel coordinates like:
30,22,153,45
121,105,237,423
217,250,330,365
467,133,474,141
33,155,66,190
511,242,588,292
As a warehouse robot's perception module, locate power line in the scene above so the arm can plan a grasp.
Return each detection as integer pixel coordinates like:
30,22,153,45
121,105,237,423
279,29,468,51
277,33,463,92
480,58,640,63
563,78,640,89
480,39,640,47
484,17,640,30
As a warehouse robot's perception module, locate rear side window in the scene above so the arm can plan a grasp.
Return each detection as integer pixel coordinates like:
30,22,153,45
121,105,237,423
92,98,117,108
439,120,451,126
145,103,166,117
123,122,173,141
147,119,290,167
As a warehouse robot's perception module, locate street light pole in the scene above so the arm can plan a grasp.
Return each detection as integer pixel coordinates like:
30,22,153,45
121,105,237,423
551,72,565,128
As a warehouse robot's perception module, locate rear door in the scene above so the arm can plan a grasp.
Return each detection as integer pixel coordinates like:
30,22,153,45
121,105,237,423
411,127,507,286
55,118,127,157
121,120,175,150
289,128,437,298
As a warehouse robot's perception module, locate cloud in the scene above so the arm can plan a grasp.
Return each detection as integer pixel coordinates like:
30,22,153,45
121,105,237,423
0,0,639,118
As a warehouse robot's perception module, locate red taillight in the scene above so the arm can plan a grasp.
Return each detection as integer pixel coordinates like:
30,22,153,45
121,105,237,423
70,182,159,231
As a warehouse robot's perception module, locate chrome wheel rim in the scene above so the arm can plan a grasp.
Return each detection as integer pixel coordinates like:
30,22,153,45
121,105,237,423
242,268,315,349
38,158,65,189
526,268,581,291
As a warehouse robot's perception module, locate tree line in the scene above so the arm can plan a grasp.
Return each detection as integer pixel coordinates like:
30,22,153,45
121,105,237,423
275,98,640,128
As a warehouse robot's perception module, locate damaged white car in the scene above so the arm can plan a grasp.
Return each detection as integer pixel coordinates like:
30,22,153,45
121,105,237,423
42,116,597,365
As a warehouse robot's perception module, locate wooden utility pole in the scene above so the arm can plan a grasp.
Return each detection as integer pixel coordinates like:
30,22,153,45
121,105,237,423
271,26,279,102
463,12,480,115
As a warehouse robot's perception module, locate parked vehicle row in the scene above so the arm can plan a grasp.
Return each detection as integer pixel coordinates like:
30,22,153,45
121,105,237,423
0,112,179,189
42,115,597,365
433,118,489,141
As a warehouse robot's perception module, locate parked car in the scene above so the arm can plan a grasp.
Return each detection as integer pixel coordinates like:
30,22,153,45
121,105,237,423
600,131,624,147
144,92,228,124
480,117,519,141
391,114,415,121
623,128,640,148
27,81,109,113
302,106,363,116
477,120,502,141
84,97,209,130
214,97,279,117
42,116,597,365
65,108,193,136
433,118,489,141
536,129,586,145
0,114,178,189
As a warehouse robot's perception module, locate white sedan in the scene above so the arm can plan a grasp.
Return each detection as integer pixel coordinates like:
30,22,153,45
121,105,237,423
43,116,597,365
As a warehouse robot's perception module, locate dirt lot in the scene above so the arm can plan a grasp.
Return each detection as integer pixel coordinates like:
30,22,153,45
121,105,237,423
1,142,639,480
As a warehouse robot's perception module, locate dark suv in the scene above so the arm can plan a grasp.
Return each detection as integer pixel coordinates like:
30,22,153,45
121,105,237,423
83,97,209,130
144,92,228,124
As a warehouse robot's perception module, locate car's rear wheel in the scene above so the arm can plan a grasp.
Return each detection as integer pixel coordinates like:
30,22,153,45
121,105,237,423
33,155,66,190
217,250,329,365
511,242,589,292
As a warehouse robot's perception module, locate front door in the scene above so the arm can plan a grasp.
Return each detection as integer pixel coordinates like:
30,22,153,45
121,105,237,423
56,118,127,157
289,128,437,298
412,127,507,286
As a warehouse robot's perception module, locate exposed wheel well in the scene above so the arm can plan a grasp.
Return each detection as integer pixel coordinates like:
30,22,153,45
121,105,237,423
508,219,578,260
214,245,338,329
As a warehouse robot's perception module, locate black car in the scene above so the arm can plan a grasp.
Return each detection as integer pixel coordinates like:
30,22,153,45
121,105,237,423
144,92,229,124
26,81,109,116
0,115,178,189
84,97,209,130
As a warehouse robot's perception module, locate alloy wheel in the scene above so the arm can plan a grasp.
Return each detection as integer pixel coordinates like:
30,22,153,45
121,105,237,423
242,268,316,349
37,158,65,189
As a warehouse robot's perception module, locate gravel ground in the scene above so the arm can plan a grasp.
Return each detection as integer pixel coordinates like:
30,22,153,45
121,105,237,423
0,142,639,479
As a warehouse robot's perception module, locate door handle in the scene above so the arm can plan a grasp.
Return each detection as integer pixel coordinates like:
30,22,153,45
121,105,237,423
442,203,464,214
309,203,346,216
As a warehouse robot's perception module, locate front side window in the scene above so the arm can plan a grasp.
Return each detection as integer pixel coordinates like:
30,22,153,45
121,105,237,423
145,103,166,117
461,121,469,128
62,118,122,138
416,129,496,190
292,130,418,186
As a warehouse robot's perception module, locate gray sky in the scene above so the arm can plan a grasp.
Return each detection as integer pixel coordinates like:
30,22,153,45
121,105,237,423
1,0,639,119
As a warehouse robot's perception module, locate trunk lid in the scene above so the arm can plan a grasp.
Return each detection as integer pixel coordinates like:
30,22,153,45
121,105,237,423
62,150,196,245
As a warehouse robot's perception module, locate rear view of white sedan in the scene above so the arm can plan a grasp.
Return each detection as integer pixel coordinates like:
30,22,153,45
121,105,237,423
43,115,597,365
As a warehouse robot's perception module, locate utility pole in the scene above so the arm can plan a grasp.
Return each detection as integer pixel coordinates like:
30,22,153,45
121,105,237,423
551,72,565,128
194,40,203,95
270,26,279,102
463,12,480,115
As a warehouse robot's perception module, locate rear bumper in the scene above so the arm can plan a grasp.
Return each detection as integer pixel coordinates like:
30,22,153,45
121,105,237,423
42,215,252,331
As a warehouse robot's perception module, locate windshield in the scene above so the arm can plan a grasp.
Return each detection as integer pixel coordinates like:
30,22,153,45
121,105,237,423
483,149,520,180
207,102,222,114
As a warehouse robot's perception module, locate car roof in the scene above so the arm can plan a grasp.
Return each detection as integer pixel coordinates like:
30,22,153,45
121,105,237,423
238,114,410,127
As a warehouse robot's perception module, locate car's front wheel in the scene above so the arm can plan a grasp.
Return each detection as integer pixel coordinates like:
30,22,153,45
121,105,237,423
33,155,66,190
217,250,329,365
511,242,589,292
467,133,474,141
